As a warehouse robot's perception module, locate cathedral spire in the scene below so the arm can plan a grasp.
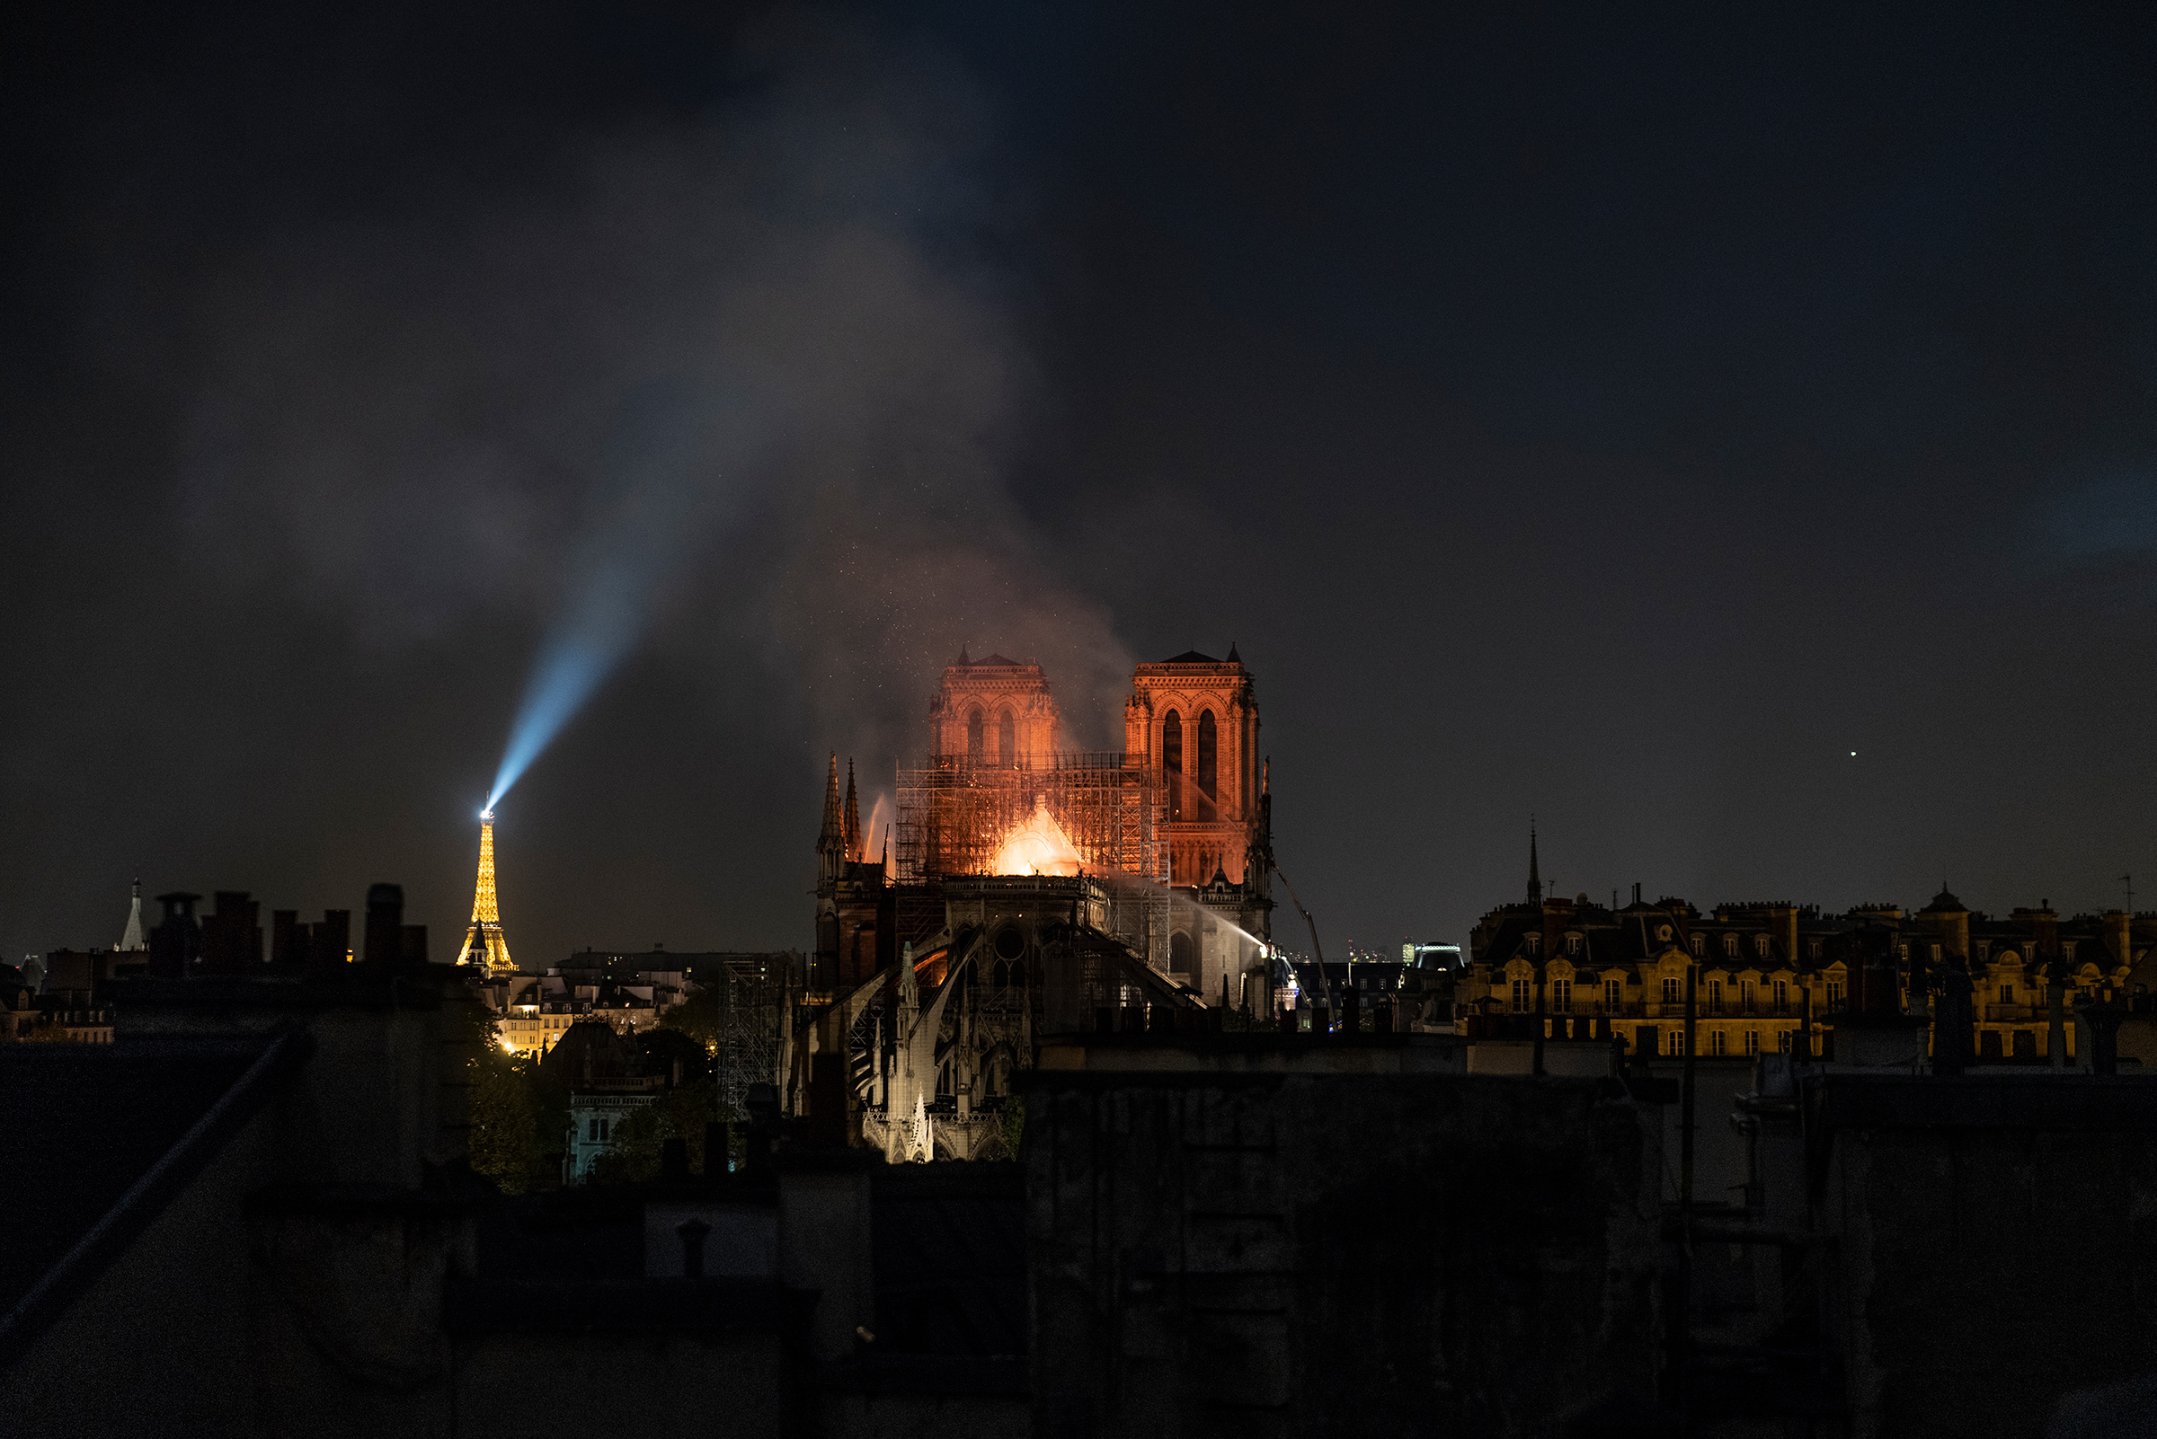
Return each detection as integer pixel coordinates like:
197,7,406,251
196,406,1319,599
843,758,862,858
1527,820,1543,906
818,753,843,850
455,810,516,972
117,877,147,952
818,752,846,887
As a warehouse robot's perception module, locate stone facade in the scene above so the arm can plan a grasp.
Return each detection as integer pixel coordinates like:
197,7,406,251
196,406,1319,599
1457,884,2153,1065
1024,1056,1664,1437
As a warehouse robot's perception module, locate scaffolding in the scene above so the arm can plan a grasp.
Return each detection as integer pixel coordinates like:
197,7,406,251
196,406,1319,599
896,752,1168,967
708,953,792,1120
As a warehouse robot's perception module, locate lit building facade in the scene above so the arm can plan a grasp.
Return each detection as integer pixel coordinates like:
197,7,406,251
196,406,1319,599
1456,852,2153,1063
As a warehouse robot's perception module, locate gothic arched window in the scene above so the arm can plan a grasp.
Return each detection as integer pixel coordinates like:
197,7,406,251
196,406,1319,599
1195,710,1218,816
1169,929,1195,975
998,707,1017,766
1162,711,1183,820
966,707,984,761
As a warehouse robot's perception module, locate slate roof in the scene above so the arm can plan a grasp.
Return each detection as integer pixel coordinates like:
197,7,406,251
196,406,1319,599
0,1031,305,1358
1161,650,1220,664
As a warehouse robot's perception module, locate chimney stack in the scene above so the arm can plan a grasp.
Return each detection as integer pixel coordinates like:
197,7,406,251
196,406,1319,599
363,884,405,968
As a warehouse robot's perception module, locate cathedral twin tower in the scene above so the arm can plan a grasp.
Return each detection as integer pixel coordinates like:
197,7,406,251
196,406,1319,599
820,646,1274,1000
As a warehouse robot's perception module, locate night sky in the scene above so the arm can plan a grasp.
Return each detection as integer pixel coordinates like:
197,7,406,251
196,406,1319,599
5,2,2154,967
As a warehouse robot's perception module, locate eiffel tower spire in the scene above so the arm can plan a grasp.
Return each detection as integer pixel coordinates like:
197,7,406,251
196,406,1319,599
455,809,516,972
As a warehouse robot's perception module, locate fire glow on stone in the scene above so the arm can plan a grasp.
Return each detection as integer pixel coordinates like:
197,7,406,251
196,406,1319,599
989,799,1084,877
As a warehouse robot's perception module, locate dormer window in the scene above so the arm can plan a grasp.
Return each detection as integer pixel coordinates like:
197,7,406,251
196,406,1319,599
1687,933,1702,956
1723,934,1738,958
1753,934,1769,959
1525,934,1540,954
1566,934,1581,956
1658,924,1674,943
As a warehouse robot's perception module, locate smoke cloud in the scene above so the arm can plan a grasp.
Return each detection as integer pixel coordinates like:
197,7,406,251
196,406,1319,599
173,11,1133,802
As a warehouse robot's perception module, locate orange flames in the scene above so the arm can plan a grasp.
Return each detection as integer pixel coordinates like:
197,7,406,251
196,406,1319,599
989,798,1084,877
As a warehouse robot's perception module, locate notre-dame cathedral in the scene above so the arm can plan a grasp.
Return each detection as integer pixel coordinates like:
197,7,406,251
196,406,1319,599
796,648,1275,1161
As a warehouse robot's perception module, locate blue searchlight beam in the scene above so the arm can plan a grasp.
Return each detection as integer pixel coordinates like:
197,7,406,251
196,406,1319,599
486,385,734,810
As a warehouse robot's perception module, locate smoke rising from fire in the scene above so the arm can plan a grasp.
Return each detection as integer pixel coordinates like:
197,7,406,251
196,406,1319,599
172,11,1133,805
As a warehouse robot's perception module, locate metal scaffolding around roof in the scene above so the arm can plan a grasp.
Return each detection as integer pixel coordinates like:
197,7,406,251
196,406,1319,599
895,752,1169,968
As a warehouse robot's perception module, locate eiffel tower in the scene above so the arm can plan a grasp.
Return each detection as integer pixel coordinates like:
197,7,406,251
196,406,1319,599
454,808,516,973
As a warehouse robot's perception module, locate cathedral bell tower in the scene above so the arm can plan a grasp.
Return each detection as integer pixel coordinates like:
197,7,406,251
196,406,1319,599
1126,646,1272,1002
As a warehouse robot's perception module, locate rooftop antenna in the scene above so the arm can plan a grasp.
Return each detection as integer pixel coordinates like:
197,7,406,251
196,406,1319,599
2123,873,2135,913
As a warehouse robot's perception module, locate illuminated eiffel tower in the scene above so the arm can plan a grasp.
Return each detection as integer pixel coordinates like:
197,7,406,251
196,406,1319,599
454,808,516,973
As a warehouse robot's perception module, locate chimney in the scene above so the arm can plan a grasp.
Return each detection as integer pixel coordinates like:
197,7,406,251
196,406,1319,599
149,893,203,978
271,910,299,967
363,884,404,968
312,909,352,972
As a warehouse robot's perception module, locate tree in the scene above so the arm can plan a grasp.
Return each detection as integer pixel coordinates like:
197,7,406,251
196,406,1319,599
663,983,727,1051
468,1049,540,1193
588,1084,718,1185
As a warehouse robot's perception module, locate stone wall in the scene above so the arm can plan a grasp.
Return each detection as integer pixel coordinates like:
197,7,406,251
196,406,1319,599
1811,1077,2157,1439
1024,1070,1664,1438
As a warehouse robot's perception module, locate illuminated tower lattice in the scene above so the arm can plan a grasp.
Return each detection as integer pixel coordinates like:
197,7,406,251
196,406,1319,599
454,810,516,973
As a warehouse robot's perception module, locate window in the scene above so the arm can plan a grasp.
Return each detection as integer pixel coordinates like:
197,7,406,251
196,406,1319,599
1740,980,1756,1009
966,707,984,760
1510,977,1532,1013
1977,941,1990,962
1603,978,1622,1012
1657,924,1673,943
1661,976,1682,1006
1706,978,1723,1014
1526,934,1540,954
1777,1030,1793,1053
1808,938,1822,960
997,708,1017,765
1566,933,1581,955
1773,978,1789,1013
1664,1029,1688,1057
1710,1030,1727,1056
1689,934,1703,956
1723,934,1738,958
1754,934,1769,959
1162,712,1183,819
1998,982,2014,1004
1744,1029,1761,1056
1195,710,1218,802
1551,978,1572,1013
1825,979,1845,1009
